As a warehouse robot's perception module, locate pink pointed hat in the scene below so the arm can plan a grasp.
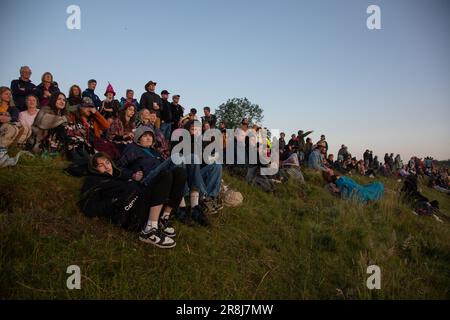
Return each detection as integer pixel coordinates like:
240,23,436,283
104,83,116,96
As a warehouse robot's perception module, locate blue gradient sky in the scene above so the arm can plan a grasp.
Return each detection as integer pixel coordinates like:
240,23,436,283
1,0,449,160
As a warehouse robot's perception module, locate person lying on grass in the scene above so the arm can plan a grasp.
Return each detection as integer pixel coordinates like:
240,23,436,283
322,171,384,203
79,152,186,249
400,174,449,221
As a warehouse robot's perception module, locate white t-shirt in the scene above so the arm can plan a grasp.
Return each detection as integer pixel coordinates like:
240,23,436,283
19,110,38,128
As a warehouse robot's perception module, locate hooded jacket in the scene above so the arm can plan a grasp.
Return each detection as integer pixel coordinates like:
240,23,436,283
79,156,136,217
116,126,163,178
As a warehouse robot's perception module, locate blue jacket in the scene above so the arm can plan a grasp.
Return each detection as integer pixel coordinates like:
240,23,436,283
308,149,327,171
116,142,163,178
82,88,102,109
120,97,140,110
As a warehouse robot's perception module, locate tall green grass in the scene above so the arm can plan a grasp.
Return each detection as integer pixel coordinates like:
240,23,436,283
1,156,449,299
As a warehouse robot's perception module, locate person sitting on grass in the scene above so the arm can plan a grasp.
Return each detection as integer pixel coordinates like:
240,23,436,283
80,152,186,248
82,79,102,109
428,170,450,194
400,174,448,222
357,159,376,178
65,97,117,161
107,102,136,153
308,141,333,174
137,108,160,129
399,165,411,178
288,133,298,150
31,92,69,154
10,66,36,112
135,108,152,128
326,154,336,169
171,120,223,225
67,85,83,112
117,126,194,225
322,171,384,203
135,109,170,159
187,119,223,217
19,94,40,130
100,83,120,123
0,87,31,149
280,143,297,164
120,89,140,110
35,72,60,107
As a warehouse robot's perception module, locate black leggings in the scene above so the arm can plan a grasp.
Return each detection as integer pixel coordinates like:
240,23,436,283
119,167,187,231
143,167,187,209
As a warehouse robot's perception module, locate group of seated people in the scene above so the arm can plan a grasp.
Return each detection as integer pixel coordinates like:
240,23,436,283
1,66,447,248
277,131,448,205
279,135,385,203
1,66,227,249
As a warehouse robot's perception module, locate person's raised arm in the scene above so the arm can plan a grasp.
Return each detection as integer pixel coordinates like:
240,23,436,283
91,108,110,131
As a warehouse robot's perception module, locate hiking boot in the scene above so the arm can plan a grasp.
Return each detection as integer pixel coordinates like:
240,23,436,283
201,197,218,215
139,228,176,249
175,207,195,226
202,197,224,215
213,198,224,211
159,216,176,237
191,206,210,226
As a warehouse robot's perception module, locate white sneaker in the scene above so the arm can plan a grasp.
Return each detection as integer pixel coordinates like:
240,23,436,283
139,228,176,248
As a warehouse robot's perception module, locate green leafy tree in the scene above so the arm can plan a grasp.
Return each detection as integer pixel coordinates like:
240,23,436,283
215,98,263,129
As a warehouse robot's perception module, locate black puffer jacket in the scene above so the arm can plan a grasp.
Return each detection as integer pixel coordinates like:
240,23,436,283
79,157,138,218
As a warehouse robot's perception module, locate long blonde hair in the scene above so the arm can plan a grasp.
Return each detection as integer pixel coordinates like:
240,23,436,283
0,86,14,107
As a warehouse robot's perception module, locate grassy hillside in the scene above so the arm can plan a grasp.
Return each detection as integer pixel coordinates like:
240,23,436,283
1,155,449,299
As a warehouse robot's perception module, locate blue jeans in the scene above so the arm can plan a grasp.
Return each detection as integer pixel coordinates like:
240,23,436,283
142,157,179,187
160,122,172,141
201,164,223,198
185,163,222,198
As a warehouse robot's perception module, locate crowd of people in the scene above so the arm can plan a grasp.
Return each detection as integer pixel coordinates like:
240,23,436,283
278,129,449,217
1,66,449,248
